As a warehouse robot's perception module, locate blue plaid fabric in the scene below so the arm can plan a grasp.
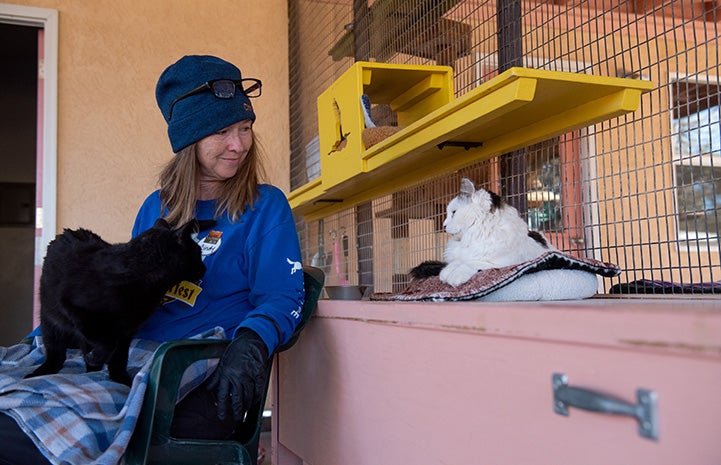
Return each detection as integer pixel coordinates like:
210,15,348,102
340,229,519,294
0,328,225,465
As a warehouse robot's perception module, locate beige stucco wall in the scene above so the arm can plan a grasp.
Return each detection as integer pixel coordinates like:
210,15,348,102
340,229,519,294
6,0,290,243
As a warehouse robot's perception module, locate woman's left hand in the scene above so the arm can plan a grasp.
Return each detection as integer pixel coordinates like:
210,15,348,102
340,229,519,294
206,329,269,422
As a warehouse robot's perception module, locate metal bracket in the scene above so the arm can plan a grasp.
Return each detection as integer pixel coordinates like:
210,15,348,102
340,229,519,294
552,373,659,441
436,141,483,150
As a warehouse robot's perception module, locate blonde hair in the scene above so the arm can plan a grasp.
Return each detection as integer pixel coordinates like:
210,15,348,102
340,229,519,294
158,134,267,226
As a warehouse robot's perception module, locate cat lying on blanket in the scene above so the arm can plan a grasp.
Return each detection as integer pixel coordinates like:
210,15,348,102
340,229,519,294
411,178,555,287
26,218,209,385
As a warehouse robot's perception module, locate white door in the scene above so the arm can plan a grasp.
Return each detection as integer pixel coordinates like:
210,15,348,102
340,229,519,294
0,4,57,338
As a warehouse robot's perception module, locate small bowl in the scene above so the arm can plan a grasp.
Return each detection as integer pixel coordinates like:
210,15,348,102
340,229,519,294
324,285,368,300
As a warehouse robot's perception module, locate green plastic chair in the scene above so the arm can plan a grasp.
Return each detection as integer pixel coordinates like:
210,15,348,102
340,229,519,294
124,266,325,465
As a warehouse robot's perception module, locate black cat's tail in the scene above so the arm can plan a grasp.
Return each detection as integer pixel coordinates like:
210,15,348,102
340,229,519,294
409,260,447,280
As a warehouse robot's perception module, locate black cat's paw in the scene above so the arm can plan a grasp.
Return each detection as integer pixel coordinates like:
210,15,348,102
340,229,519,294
108,360,132,386
25,362,60,379
83,348,108,372
409,260,447,280
24,370,41,380
108,370,132,386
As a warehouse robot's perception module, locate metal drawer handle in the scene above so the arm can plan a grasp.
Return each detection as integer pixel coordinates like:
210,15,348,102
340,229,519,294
552,373,658,441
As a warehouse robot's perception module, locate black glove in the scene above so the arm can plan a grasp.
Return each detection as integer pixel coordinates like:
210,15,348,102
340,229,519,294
206,328,269,422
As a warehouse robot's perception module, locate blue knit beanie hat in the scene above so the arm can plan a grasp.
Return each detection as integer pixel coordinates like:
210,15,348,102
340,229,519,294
156,55,257,152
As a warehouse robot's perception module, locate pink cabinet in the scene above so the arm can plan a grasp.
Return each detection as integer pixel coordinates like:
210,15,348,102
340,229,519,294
272,299,721,464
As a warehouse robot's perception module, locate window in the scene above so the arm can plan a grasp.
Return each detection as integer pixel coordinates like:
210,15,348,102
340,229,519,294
526,139,562,231
671,79,721,247
674,162,721,244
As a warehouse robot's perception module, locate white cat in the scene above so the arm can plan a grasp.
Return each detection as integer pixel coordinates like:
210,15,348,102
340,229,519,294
411,178,554,287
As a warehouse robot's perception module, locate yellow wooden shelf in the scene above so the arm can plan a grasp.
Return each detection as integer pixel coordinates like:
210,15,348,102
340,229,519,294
289,63,654,221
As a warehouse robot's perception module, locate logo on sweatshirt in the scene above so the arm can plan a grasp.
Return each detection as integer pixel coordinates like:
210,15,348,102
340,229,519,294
198,230,223,258
287,258,302,274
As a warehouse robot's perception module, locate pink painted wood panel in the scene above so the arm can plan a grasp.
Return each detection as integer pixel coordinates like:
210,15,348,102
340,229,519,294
272,299,721,465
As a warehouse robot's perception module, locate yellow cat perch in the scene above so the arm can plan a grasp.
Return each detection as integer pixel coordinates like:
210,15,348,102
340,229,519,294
289,62,654,221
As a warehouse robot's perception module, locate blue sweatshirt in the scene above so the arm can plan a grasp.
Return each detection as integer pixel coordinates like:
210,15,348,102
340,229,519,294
131,184,304,354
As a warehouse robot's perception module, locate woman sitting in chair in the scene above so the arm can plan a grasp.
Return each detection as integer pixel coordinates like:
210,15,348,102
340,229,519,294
0,55,305,465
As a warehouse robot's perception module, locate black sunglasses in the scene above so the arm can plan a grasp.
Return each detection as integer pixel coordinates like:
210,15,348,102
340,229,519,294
168,78,262,120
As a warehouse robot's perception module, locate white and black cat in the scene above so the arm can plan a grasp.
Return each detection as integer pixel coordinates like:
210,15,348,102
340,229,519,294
26,218,209,385
411,178,554,287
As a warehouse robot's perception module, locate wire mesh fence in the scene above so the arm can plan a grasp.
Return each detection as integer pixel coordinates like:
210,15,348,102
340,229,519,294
288,0,720,296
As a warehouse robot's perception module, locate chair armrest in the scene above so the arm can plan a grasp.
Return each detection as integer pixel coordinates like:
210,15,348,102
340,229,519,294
127,339,229,464
148,339,229,433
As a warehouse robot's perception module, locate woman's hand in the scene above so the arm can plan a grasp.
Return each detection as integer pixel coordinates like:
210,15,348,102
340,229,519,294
206,328,269,422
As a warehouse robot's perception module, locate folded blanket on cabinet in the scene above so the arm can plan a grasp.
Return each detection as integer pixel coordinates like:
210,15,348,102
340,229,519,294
370,251,621,302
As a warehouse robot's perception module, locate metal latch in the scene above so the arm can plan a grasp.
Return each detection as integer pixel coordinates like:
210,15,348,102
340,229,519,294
552,373,659,441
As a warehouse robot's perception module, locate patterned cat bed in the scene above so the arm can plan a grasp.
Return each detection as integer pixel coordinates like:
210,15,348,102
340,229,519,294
370,251,621,302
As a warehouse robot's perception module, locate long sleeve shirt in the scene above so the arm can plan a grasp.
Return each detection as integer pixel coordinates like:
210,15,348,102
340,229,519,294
131,184,304,354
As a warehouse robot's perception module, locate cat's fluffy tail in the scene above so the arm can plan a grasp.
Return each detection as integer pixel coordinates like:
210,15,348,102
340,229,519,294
409,260,446,280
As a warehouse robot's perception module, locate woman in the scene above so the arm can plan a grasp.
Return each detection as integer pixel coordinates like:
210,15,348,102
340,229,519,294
0,55,304,464
135,54,305,438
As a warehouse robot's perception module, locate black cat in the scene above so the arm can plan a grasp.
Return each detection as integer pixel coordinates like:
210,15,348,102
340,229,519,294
26,218,208,385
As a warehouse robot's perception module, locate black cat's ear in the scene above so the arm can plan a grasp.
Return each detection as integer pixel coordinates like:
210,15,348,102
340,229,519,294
177,220,197,239
153,218,171,229
460,178,475,198
176,219,215,238
195,219,217,232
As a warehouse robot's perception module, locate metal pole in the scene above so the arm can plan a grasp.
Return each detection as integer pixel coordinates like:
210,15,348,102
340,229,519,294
497,0,527,213
353,0,374,290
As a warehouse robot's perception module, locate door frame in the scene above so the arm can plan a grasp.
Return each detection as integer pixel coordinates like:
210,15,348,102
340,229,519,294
0,3,57,320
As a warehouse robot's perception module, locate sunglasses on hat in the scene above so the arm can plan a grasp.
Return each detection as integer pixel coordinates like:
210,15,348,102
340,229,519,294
168,78,262,120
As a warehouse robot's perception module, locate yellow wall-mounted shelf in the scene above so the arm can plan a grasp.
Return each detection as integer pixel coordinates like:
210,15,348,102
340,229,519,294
289,62,654,221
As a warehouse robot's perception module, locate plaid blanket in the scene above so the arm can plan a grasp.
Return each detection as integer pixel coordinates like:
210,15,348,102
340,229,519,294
0,328,225,465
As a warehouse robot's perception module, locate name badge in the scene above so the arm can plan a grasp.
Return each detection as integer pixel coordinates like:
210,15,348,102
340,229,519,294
166,280,203,306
